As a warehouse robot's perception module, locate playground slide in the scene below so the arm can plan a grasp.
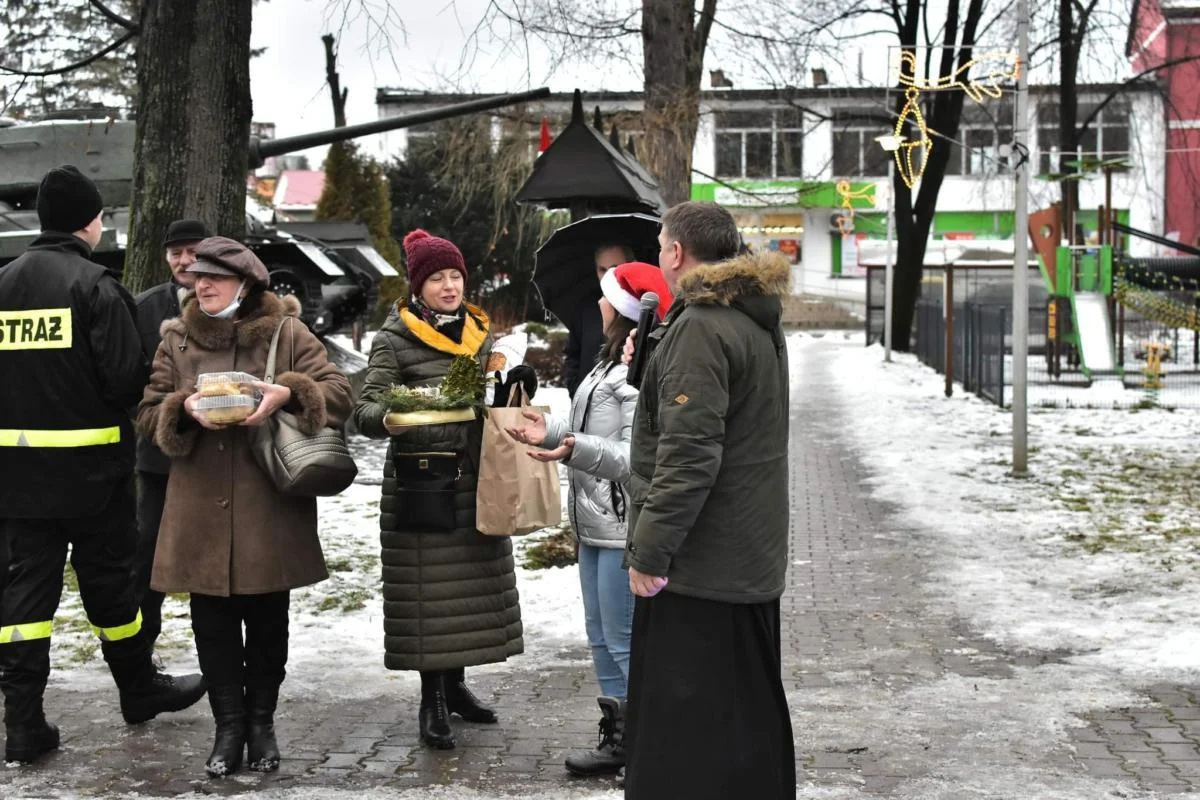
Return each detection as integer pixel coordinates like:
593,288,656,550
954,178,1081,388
1072,292,1116,373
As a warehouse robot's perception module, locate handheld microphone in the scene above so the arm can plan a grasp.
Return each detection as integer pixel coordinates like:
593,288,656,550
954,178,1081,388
626,292,660,390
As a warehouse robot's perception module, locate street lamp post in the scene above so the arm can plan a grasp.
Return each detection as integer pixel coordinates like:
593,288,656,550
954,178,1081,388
1012,0,1031,474
876,135,902,362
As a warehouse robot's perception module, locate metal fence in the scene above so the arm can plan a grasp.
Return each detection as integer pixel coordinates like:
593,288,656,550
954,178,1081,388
914,300,1008,406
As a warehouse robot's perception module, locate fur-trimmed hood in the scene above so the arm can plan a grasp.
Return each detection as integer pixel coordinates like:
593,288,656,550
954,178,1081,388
160,291,302,350
674,250,791,332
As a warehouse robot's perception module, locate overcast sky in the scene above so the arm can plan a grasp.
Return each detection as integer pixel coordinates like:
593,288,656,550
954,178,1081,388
248,0,645,165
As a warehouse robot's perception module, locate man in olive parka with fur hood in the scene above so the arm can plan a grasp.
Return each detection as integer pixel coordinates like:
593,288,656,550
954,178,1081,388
622,202,795,799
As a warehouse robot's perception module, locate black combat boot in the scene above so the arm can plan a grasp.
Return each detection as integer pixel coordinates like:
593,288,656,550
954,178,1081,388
418,671,455,750
204,685,246,777
245,685,281,772
564,696,625,776
106,640,207,724
119,670,208,724
4,715,60,764
445,667,497,724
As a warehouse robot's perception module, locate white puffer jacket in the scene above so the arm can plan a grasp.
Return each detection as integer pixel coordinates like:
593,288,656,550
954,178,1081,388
543,360,637,549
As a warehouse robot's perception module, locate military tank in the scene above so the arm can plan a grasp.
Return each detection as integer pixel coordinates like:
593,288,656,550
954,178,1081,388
0,88,551,335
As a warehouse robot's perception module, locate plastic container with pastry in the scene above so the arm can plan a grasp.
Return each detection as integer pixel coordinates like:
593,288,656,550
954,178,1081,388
194,372,261,423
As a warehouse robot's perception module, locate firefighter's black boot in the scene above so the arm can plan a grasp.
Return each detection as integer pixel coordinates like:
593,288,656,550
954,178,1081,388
245,685,281,772
205,685,246,777
106,639,207,724
418,671,455,750
4,716,60,764
444,667,497,724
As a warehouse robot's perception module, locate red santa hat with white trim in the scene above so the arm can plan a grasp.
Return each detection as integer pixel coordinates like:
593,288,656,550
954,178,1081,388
600,261,674,323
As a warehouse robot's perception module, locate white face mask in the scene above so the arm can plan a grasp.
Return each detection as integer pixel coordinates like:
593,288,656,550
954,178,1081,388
203,279,247,320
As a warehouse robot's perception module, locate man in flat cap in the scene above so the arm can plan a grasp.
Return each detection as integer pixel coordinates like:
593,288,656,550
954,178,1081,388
0,166,207,764
132,219,211,662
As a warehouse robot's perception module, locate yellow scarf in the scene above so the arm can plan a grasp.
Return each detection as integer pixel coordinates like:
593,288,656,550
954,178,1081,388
399,302,490,357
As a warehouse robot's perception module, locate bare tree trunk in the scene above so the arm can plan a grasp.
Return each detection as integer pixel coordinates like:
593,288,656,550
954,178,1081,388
890,0,985,351
1058,0,1080,242
640,0,716,207
124,0,253,294
322,33,348,128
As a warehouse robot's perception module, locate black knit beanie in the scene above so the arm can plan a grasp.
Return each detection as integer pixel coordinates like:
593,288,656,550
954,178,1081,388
36,165,104,234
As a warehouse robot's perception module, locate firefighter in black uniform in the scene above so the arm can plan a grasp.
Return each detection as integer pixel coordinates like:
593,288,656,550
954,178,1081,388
132,218,210,659
0,166,208,764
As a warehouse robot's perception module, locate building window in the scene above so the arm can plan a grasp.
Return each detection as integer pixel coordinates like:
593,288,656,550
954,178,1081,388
1036,96,1131,175
944,104,1013,177
831,108,891,177
712,108,804,179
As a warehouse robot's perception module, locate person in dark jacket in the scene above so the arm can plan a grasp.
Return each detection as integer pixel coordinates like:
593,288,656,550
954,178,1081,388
0,166,207,765
621,202,796,799
564,243,633,397
132,218,210,657
353,229,523,751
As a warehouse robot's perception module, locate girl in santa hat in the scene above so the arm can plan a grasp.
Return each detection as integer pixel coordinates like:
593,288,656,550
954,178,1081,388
504,261,672,781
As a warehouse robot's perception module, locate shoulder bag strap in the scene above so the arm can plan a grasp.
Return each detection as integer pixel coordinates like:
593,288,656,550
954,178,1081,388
263,317,288,383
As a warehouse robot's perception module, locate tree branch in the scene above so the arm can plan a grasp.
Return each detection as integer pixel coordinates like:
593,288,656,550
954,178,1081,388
90,0,140,32
1077,53,1200,135
694,0,718,60
0,31,137,77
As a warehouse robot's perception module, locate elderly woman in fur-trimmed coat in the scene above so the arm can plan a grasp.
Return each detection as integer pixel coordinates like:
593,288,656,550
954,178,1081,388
137,237,351,778
353,229,523,751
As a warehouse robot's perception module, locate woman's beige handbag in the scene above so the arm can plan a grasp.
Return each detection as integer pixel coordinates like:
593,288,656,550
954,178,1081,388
476,386,562,536
248,318,358,497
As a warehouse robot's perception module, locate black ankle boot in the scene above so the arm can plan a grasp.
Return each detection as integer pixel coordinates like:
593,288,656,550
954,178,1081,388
245,686,280,772
418,671,455,750
205,686,246,777
4,716,60,764
564,696,625,776
445,668,497,724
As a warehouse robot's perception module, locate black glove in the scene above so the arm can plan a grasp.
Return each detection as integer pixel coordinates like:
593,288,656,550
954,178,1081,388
492,365,538,408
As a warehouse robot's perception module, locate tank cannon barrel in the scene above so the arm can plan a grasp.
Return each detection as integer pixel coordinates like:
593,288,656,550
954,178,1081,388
247,87,551,168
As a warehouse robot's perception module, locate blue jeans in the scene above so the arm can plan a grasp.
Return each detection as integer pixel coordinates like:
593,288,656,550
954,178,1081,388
577,543,635,700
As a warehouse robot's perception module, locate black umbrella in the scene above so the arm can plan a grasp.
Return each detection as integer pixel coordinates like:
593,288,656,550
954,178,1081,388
533,213,661,327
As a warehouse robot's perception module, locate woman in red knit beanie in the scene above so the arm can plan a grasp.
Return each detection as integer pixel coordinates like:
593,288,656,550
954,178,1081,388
352,230,523,750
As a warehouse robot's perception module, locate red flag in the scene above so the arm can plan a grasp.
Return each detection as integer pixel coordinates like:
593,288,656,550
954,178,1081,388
538,116,552,153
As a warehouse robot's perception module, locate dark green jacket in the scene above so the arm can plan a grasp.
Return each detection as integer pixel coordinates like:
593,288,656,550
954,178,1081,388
627,251,791,603
353,302,523,671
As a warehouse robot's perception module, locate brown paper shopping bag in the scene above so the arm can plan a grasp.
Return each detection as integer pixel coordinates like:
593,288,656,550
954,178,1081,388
476,388,562,536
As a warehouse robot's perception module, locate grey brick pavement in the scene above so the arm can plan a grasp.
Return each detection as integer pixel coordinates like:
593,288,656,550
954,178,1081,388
6,336,1200,798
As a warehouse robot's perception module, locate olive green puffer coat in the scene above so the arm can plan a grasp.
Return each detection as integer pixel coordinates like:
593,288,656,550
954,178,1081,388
353,302,523,671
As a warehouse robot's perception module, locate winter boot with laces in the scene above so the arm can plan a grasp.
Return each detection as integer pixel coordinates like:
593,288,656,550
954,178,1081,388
245,685,281,772
107,641,207,725
444,667,497,724
204,685,246,777
418,671,455,749
564,696,625,776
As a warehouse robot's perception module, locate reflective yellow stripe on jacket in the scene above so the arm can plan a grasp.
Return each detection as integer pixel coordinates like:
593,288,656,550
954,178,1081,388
91,611,141,643
0,620,53,644
0,427,121,447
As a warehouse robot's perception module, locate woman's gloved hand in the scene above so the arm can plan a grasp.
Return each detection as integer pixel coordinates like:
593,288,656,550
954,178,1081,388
492,365,538,408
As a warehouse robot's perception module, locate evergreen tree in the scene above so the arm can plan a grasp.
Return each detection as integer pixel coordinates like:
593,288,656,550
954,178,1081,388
315,140,404,269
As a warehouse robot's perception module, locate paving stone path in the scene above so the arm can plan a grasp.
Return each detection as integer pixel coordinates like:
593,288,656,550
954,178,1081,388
7,337,1200,798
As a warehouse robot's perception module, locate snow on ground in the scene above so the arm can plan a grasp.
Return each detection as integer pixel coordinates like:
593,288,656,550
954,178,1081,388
46,385,585,700
821,331,1200,683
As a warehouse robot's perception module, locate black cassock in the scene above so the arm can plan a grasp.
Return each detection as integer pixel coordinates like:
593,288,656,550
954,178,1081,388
623,591,796,799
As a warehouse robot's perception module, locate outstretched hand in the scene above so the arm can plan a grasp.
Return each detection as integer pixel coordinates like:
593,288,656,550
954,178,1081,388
504,409,547,446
